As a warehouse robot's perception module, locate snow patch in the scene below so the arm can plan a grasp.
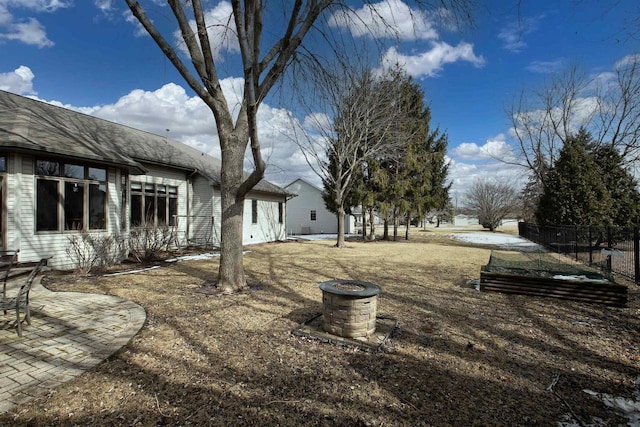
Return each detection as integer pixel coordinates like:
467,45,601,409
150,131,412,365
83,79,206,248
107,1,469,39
583,387,640,426
165,253,220,263
102,266,161,277
552,275,610,283
449,232,543,252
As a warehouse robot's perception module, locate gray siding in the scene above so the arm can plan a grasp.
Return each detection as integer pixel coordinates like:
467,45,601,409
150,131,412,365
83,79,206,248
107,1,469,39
189,175,216,246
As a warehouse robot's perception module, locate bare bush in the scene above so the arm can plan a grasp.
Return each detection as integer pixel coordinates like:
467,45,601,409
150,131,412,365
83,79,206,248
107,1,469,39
66,232,127,274
128,222,175,263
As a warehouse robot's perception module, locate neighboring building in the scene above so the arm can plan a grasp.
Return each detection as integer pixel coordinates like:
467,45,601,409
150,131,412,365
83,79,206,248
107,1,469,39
0,90,288,269
284,178,355,235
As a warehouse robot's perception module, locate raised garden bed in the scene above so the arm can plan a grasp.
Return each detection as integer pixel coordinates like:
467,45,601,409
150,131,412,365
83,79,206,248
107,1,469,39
479,251,628,307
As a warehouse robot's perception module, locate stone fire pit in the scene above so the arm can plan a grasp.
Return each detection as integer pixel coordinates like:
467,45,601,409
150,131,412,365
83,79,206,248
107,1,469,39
319,279,381,338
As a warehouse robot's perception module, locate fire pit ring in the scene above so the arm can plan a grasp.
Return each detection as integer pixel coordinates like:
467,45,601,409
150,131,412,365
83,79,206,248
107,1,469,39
319,280,381,338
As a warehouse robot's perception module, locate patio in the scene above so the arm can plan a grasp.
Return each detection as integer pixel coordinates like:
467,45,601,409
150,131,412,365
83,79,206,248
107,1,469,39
0,275,146,413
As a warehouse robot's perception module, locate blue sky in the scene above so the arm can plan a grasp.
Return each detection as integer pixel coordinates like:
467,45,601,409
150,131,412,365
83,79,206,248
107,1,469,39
0,1,638,201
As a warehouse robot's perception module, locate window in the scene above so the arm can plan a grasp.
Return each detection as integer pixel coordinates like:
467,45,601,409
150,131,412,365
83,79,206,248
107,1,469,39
130,182,178,227
0,157,5,248
278,202,283,224
251,199,258,224
310,210,317,221
35,159,106,232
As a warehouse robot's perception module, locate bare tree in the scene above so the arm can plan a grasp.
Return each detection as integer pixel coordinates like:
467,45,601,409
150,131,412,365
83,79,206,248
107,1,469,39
125,1,473,293
463,179,518,232
294,65,413,247
509,55,640,184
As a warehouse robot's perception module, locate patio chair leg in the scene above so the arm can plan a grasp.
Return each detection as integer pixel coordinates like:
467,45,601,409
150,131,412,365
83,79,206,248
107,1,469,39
15,309,22,337
25,306,30,325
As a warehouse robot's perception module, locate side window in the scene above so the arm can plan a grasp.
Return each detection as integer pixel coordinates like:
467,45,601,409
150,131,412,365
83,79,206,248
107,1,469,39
251,200,258,224
310,210,317,221
278,202,283,224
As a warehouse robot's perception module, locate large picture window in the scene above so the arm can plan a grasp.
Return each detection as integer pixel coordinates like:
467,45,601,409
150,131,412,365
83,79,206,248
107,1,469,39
35,159,107,232
130,182,178,226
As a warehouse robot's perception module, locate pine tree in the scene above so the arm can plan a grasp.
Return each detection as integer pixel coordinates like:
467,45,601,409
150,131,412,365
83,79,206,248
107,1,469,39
591,145,640,226
536,129,613,225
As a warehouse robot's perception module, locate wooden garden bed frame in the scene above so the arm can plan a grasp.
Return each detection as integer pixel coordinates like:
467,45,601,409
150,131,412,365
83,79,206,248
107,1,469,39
480,266,628,307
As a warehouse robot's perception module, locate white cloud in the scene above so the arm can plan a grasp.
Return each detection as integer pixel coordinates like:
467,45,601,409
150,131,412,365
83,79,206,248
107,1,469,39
615,53,640,70
526,58,566,74
378,42,485,77
447,156,526,202
452,134,516,162
0,0,71,47
448,135,525,199
93,0,114,14
0,16,52,47
498,15,543,53
0,65,36,94
303,113,332,134
173,1,240,61
10,1,72,12
329,0,438,41
34,77,315,188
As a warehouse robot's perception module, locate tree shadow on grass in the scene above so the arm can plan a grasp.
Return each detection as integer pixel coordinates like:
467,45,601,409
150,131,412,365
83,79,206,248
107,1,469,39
3,239,637,425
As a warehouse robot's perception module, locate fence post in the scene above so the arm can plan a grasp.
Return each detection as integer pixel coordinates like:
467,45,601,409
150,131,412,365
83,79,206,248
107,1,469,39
574,225,578,261
606,226,612,273
589,226,593,265
634,227,639,285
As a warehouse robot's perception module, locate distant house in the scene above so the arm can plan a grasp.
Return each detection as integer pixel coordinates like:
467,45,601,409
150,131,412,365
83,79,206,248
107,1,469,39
284,178,355,235
0,90,288,269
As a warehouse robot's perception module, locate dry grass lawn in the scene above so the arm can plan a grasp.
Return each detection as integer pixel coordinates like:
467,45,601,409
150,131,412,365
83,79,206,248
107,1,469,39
2,228,639,426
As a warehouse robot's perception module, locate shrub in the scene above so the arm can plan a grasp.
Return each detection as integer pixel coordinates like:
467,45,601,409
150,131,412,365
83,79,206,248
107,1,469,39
128,222,175,263
66,232,127,274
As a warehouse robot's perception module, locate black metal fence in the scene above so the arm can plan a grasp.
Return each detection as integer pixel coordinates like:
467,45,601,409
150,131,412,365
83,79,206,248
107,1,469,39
518,222,640,285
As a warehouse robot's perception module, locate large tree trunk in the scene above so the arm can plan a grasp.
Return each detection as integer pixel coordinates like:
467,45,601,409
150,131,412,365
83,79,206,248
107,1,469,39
393,215,399,241
383,219,389,240
336,207,346,247
405,210,411,240
217,137,249,293
368,208,376,240
361,203,366,239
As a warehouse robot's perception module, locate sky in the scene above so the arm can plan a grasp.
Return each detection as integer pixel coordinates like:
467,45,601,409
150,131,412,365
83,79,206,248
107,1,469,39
1,0,638,204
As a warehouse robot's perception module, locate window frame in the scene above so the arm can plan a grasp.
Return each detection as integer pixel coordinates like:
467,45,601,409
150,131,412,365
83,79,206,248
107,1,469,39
310,209,317,221
130,181,178,227
34,158,107,233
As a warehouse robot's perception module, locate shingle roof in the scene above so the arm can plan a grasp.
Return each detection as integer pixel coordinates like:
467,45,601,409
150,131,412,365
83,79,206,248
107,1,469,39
0,90,286,195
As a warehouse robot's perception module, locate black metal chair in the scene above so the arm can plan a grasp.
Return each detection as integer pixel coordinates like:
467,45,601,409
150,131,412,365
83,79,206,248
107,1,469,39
1,256,50,337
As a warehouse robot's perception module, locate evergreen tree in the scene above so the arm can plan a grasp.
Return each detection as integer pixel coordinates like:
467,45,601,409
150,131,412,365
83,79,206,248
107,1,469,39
374,73,451,240
536,129,613,225
591,145,640,226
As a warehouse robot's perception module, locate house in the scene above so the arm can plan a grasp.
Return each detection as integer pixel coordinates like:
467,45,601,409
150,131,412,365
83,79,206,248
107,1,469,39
284,178,355,235
0,90,288,269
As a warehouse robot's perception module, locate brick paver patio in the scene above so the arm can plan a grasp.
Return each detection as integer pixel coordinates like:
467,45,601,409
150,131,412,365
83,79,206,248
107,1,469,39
0,276,146,413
